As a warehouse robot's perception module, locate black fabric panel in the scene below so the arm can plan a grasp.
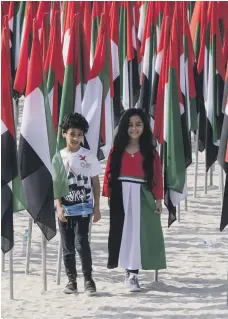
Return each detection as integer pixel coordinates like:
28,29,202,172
218,114,228,173
113,76,124,128
181,93,192,168
139,73,151,118
205,118,219,172
1,130,17,186
1,184,14,253
107,180,125,269
220,174,228,231
19,136,56,240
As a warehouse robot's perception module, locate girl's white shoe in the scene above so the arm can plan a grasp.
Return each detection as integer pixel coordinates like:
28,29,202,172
126,274,141,292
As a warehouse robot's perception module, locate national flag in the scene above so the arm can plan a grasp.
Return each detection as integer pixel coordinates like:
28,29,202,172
110,2,123,127
190,1,208,152
62,1,80,66
137,1,147,46
18,19,67,240
8,1,26,86
81,1,91,88
187,1,195,23
218,90,228,231
45,11,64,133
218,68,228,173
1,24,17,253
139,2,157,120
57,13,83,151
82,13,113,158
204,2,225,171
152,3,172,144
164,5,186,227
119,2,140,110
90,1,103,68
13,2,38,95
155,1,166,45
39,13,50,65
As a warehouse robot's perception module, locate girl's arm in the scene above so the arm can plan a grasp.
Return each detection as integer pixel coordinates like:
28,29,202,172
102,151,112,197
152,151,163,200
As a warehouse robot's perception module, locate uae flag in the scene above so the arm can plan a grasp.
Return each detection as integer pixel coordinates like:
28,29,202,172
18,20,65,240
110,2,123,128
45,10,64,133
13,2,38,96
153,12,171,144
82,13,113,158
81,1,91,89
205,2,225,171
190,1,208,152
218,71,228,173
164,7,186,227
119,2,140,110
182,2,198,133
62,1,80,66
8,1,26,87
139,2,157,120
1,25,17,253
90,1,103,68
39,12,50,66
57,13,83,151
137,1,147,46
218,96,228,231
179,3,193,169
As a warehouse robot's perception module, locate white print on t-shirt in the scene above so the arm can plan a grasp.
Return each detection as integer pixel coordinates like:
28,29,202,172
60,147,102,208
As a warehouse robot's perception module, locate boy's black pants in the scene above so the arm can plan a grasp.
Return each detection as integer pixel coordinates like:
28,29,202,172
58,215,92,283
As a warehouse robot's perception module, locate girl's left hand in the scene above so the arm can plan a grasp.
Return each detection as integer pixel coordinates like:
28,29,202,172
155,200,162,214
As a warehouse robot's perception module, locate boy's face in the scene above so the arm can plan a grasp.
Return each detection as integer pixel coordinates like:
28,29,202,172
62,128,84,152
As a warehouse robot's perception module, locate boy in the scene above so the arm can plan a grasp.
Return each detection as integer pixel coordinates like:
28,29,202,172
56,113,101,295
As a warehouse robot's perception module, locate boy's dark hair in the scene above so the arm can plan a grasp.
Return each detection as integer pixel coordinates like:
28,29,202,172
60,113,89,134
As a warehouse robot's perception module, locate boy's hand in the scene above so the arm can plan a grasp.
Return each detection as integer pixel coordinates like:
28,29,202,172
93,207,101,223
57,206,67,222
155,200,162,214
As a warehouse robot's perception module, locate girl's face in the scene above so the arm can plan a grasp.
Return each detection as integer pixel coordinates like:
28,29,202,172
127,115,144,140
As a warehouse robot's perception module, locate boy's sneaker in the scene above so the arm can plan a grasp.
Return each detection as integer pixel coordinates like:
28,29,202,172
62,281,78,294
84,277,96,296
126,274,141,292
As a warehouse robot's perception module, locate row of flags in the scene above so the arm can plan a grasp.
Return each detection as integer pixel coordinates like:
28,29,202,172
1,1,228,253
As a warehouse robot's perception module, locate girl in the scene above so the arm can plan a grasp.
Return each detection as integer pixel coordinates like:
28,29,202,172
103,108,166,292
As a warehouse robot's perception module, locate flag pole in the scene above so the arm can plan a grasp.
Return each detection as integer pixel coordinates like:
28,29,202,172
25,218,33,274
204,151,208,194
56,236,62,285
219,166,224,208
41,233,47,291
9,248,14,299
1,251,5,272
185,174,188,211
193,115,200,198
209,165,213,186
177,203,181,223
129,60,134,108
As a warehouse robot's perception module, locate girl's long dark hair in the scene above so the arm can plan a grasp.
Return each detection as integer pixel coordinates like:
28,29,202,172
108,108,156,190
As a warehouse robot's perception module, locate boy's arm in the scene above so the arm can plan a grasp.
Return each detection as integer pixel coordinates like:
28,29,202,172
91,175,101,223
55,199,67,222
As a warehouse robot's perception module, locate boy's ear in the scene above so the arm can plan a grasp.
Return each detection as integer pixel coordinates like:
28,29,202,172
62,130,66,138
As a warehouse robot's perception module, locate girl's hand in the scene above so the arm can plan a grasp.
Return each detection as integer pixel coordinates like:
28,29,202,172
93,207,101,223
57,207,67,222
155,200,162,214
